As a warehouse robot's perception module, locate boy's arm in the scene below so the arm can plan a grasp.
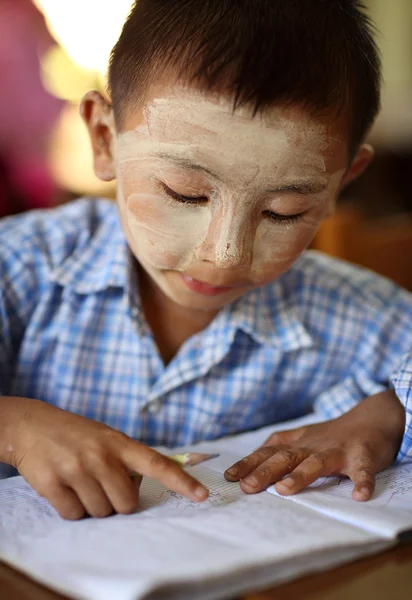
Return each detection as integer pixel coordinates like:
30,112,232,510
224,389,405,501
0,396,209,519
312,357,412,464
0,218,209,516
225,286,412,500
312,286,412,464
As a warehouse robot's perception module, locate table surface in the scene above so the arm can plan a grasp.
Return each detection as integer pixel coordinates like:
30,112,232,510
1,543,412,600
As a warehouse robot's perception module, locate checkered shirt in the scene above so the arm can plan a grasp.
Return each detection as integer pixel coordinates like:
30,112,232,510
1,199,411,473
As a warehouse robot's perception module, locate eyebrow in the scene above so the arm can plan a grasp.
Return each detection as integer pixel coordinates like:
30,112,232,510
267,181,328,195
153,152,218,178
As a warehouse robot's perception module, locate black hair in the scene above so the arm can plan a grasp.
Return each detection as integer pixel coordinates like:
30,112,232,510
108,0,381,153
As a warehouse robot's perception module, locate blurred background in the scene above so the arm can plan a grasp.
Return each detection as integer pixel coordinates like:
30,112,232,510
0,0,411,288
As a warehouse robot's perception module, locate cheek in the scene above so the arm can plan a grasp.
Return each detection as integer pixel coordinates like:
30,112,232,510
125,192,211,270
251,215,321,281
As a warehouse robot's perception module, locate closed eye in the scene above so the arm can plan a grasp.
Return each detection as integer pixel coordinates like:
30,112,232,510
263,210,306,224
160,183,208,204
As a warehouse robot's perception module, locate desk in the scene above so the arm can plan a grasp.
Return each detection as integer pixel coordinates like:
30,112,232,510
1,544,412,600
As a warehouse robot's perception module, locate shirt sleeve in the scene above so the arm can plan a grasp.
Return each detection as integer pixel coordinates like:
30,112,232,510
390,352,412,462
313,284,412,464
0,215,42,395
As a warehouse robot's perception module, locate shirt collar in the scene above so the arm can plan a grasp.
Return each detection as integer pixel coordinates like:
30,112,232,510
50,209,129,294
227,273,313,352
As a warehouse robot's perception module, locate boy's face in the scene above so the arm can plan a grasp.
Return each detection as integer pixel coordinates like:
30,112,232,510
85,87,370,312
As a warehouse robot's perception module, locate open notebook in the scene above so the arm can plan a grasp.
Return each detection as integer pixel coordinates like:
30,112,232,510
1,414,412,600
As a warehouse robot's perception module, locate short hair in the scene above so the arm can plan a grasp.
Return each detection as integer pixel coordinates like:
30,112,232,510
108,0,381,154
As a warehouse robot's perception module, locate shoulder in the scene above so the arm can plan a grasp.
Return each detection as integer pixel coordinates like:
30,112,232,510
249,251,411,359
283,250,408,314
0,198,117,277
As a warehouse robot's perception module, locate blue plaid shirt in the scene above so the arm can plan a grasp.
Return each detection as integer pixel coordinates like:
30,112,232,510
1,198,411,468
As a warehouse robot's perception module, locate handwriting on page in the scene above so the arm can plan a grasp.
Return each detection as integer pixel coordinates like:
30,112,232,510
136,467,369,545
320,467,412,507
138,466,244,514
276,464,412,509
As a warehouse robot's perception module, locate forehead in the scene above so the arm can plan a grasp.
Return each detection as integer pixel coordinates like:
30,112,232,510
118,88,347,174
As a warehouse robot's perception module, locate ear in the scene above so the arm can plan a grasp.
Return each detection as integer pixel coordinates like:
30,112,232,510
80,91,116,182
339,143,374,192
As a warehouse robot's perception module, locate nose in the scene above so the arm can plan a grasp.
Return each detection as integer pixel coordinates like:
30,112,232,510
196,210,253,268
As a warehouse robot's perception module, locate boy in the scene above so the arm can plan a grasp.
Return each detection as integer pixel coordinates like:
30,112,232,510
0,0,411,521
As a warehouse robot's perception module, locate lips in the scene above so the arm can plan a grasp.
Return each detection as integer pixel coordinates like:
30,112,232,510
180,274,234,296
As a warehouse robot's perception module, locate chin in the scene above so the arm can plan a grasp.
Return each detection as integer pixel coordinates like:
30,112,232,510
140,263,254,311
157,277,243,311
166,285,240,311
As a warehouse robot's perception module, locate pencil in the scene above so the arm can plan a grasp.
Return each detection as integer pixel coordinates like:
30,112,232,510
130,452,219,479
169,452,220,467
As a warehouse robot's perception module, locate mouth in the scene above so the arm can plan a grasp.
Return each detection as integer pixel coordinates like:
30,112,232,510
180,274,235,296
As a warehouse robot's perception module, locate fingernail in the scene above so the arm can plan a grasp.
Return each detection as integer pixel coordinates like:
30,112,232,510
354,487,369,501
194,486,208,501
242,475,258,487
225,466,239,478
278,477,294,489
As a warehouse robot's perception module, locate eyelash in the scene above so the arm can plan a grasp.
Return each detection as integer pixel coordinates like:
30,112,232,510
161,183,306,224
263,210,306,225
161,183,207,205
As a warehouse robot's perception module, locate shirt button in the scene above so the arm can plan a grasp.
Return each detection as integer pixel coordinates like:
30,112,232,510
147,400,162,414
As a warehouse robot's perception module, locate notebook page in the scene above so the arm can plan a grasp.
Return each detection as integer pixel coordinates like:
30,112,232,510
267,463,412,539
0,462,381,600
179,416,412,540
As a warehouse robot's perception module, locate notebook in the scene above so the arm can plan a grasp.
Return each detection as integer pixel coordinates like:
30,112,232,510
1,415,411,600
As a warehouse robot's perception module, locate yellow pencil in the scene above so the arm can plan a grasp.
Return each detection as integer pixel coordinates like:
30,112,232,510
131,452,219,478
169,452,220,467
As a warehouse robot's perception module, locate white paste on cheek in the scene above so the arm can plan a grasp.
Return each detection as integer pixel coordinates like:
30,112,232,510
250,167,346,279
251,212,319,279
126,190,211,271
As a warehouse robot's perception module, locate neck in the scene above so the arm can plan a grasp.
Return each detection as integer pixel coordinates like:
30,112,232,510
138,267,219,365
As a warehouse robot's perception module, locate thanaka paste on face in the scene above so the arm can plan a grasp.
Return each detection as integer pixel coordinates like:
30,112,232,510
115,89,344,305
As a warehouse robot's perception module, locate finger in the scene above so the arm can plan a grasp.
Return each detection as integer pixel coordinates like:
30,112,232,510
224,447,277,482
275,452,337,496
239,448,306,493
72,475,114,518
349,463,376,502
122,443,208,503
43,484,86,521
99,464,140,515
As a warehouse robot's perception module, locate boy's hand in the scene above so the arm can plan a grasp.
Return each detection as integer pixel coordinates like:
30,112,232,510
7,399,208,520
225,391,405,501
